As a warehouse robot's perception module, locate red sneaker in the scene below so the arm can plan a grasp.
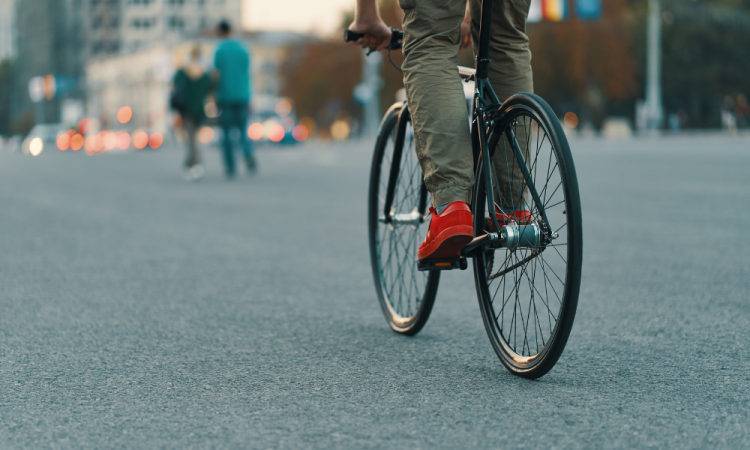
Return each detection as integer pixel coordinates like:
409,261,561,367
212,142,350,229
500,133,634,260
487,205,534,231
418,201,474,260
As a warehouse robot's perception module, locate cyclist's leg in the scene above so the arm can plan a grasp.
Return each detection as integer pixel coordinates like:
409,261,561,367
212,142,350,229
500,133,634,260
400,0,474,208
470,0,534,211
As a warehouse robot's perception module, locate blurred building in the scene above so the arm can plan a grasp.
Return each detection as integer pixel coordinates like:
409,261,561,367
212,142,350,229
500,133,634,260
85,32,309,134
0,0,15,60
13,0,73,124
86,0,242,56
250,31,309,97
11,0,242,127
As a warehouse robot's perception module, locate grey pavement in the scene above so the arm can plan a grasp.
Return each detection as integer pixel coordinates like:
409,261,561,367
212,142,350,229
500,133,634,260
1,134,749,449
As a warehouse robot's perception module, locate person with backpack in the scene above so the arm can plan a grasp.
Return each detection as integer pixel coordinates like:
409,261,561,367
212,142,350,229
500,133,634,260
172,44,214,181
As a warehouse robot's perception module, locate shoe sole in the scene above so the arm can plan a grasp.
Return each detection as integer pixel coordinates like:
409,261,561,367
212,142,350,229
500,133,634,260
418,225,474,260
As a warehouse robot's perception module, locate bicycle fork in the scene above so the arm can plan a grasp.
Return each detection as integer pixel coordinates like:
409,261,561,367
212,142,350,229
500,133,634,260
460,87,552,260
381,103,429,226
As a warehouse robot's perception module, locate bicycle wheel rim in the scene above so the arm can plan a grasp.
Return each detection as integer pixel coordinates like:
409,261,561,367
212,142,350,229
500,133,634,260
472,94,582,377
368,105,439,334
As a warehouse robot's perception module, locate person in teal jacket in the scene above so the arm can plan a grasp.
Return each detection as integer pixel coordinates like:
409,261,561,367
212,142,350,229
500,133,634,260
214,20,256,177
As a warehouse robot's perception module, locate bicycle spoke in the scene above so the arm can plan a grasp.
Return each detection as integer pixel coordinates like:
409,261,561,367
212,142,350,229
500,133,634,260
474,106,577,363
374,118,433,323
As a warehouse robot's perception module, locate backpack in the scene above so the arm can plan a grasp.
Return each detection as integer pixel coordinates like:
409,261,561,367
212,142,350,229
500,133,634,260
170,70,189,112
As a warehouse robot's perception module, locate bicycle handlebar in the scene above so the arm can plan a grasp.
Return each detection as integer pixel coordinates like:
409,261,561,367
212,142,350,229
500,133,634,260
343,29,364,42
344,28,404,51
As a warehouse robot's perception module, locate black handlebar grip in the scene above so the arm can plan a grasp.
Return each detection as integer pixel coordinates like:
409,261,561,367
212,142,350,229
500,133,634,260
344,29,364,42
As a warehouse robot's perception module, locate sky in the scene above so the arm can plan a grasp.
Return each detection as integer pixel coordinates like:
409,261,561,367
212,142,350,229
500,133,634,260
243,0,354,36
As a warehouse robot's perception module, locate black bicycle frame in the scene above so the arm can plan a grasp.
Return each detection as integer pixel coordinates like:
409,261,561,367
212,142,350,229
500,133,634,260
382,104,429,223
472,0,550,235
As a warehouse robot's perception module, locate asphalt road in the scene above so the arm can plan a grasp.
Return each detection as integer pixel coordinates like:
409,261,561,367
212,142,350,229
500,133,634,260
1,134,749,449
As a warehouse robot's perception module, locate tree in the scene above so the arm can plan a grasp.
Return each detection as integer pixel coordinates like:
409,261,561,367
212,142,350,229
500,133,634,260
280,41,363,130
656,0,750,127
527,0,639,127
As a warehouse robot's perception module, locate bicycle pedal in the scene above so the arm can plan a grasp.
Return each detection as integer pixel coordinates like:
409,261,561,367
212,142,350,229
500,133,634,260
417,257,468,272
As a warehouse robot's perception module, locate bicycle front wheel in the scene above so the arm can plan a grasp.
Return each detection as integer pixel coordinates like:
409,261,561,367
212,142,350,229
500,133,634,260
473,93,583,378
368,103,439,335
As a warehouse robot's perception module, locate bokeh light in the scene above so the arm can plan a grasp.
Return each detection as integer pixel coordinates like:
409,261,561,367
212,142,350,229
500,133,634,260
564,112,579,129
118,106,133,124
173,115,184,131
57,133,70,151
330,119,351,141
29,137,43,156
133,131,148,149
300,117,317,138
204,102,218,119
198,126,214,144
118,131,132,150
77,118,90,135
248,123,264,141
149,132,163,149
104,132,118,150
275,99,292,117
43,74,55,100
268,124,285,142
70,133,84,151
85,135,102,155
292,125,309,142
280,116,295,131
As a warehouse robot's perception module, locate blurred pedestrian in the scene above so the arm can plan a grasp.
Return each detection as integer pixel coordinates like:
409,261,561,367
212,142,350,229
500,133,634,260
735,94,748,129
721,95,737,131
172,44,213,181
214,20,256,178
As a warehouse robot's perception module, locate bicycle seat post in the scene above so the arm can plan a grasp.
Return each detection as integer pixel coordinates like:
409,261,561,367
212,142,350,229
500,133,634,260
476,0,494,81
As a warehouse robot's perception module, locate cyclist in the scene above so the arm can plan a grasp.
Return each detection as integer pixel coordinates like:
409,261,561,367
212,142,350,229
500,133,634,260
349,0,534,260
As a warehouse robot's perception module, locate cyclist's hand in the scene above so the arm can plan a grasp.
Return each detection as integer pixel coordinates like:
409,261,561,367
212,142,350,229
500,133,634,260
460,10,472,49
349,19,392,52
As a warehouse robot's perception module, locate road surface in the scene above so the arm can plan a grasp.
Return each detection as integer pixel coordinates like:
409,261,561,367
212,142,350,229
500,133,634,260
1,134,748,448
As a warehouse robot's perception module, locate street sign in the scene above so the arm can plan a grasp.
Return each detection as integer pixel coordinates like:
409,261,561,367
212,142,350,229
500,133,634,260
575,0,603,20
28,75,77,102
542,0,569,21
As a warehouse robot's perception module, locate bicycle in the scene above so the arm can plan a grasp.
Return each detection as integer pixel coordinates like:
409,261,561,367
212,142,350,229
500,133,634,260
346,1,582,379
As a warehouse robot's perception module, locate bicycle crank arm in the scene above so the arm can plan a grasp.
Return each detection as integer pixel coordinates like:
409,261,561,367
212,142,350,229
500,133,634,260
460,233,498,256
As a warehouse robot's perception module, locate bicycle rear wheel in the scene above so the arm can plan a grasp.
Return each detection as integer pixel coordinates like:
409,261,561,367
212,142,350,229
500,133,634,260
472,93,582,378
368,103,439,335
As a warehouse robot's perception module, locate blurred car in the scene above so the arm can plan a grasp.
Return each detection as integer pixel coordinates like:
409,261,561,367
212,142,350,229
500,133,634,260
248,96,306,145
26,123,68,148
0,135,23,153
197,96,309,147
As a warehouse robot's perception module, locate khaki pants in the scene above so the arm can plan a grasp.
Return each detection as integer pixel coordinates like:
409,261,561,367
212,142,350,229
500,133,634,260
400,0,533,209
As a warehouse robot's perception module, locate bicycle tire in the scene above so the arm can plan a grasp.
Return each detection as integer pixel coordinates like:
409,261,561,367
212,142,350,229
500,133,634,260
472,93,583,378
368,103,440,335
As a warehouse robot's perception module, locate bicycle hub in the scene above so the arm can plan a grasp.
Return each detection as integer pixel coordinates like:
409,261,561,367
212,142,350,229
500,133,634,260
499,224,541,250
